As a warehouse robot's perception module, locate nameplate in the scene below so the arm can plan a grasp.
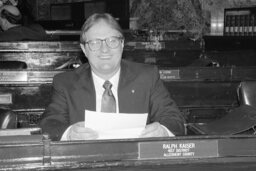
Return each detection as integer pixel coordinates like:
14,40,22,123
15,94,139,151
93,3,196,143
135,42,165,51
27,71,62,83
159,70,180,80
28,42,60,51
0,93,12,104
0,128,41,137
28,71,62,78
144,57,156,64
138,140,218,159
0,71,27,82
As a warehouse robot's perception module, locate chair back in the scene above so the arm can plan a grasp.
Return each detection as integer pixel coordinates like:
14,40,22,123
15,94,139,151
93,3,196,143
237,81,256,108
0,109,17,129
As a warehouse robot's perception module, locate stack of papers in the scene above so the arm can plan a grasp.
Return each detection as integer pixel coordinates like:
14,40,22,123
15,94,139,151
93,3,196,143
85,110,148,139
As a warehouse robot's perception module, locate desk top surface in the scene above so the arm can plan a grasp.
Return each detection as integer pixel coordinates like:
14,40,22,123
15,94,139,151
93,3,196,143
0,135,256,170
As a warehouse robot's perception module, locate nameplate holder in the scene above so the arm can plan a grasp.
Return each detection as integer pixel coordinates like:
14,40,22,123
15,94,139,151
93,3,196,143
0,71,27,82
159,70,180,80
138,140,218,160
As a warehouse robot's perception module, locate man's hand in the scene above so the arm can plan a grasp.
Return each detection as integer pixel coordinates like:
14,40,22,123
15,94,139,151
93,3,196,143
139,122,170,138
67,122,98,140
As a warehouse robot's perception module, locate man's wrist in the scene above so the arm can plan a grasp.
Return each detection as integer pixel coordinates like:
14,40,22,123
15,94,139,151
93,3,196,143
160,124,175,137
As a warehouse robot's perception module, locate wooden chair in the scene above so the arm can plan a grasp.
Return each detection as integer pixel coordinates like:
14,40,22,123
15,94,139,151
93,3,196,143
0,109,17,129
187,81,256,135
237,81,256,108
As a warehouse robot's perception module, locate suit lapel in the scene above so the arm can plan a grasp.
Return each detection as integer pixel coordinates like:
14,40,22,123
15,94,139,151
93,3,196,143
73,64,96,111
118,60,137,113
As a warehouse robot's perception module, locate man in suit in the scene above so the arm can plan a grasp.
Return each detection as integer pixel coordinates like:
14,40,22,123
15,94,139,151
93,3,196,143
39,13,185,141
0,5,47,41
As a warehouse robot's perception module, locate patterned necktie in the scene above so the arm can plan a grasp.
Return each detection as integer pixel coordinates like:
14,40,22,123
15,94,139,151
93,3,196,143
101,80,116,113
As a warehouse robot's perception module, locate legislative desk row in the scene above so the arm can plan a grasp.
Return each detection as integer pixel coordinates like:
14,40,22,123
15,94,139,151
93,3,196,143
1,38,255,69
0,66,255,127
0,40,201,69
0,134,256,170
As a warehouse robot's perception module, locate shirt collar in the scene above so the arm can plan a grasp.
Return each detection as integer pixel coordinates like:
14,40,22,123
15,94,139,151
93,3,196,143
91,69,120,90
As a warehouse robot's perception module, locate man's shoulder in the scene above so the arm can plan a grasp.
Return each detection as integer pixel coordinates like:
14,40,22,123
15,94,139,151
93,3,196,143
120,60,160,83
122,60,157,71
122,60,158,76
54,63,90,81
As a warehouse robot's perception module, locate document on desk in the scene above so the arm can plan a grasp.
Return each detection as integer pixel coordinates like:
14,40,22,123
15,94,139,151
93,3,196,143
85,110,148,140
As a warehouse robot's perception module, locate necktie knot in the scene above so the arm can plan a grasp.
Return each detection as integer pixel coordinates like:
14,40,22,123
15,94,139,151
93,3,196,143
103,81,113,96
103,80,112,90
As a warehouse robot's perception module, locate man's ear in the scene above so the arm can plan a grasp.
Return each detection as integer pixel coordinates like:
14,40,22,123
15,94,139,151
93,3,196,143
121,40,124,48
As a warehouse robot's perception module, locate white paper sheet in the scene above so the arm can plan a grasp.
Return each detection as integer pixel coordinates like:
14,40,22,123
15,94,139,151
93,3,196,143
85,110,148,139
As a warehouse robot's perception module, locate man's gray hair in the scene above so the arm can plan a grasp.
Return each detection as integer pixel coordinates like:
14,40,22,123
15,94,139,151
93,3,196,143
80,13,123,43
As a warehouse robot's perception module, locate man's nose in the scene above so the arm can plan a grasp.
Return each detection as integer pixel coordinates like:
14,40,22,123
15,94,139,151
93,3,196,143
100,41,109,52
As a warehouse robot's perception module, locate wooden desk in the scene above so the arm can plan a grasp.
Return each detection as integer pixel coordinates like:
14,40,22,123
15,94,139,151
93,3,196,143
0,135,256,170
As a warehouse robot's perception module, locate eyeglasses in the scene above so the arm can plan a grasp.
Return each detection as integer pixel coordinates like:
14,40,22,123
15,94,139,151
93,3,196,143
85,36,123,51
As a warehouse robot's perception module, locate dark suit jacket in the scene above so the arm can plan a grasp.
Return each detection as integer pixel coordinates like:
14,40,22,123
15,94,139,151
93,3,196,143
40,60,185,140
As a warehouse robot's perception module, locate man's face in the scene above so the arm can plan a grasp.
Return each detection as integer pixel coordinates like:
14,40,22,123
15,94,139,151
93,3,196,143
80,20,124,78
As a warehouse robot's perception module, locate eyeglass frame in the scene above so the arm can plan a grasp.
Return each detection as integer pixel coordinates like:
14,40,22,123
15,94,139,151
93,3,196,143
84,36,124,51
